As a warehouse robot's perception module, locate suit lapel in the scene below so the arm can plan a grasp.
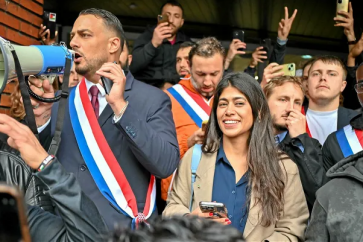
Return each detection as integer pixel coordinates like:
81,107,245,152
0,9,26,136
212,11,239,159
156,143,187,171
98,72,134,127
243,189,261,238
193,152,217,208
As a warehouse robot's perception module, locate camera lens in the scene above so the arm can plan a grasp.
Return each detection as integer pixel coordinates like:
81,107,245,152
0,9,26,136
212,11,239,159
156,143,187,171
338,0,342,3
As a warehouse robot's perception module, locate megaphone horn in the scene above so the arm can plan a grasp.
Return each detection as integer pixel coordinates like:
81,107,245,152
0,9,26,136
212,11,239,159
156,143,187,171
0,36,73,94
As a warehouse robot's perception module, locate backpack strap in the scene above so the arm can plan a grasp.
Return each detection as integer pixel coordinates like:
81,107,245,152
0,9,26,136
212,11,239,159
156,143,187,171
189,144,203,211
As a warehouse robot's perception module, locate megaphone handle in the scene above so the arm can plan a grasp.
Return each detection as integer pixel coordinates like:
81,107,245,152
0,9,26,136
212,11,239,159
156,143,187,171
10,49,39,138
48,57,71,156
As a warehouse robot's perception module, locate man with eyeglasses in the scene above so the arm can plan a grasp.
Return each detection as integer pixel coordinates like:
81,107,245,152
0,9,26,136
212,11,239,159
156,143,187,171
322,62,363,171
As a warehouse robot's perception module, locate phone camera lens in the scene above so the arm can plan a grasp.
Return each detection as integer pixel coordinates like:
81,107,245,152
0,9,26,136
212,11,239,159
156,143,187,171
2,198,8,205
338,0,342,3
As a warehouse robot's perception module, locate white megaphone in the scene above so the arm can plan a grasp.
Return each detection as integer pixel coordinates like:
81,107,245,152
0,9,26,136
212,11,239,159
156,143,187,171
0,36,73,93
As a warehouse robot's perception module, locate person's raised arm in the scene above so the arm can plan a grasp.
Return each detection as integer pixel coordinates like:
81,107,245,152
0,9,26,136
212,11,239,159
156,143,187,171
130,23,172,74
270,7,297,64
97,63,180,178
224,39,246,70
0,114,107,242
334,2,356,53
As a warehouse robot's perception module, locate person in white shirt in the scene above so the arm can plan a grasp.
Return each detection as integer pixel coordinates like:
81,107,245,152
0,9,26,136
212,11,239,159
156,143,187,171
304,55,357,145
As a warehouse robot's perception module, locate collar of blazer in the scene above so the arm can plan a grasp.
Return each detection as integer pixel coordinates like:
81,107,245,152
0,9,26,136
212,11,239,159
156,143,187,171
194,151,261,238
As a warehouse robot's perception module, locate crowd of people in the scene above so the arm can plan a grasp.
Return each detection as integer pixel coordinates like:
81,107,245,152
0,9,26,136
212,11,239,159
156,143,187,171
1,0,363,241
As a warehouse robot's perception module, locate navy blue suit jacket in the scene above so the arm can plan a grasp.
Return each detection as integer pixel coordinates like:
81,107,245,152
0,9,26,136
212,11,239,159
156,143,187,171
45,72,179,229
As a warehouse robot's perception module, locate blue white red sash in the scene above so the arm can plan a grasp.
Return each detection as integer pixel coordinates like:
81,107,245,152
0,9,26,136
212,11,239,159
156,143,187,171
69,79,156,228
336,124,363,158
167,84,211,128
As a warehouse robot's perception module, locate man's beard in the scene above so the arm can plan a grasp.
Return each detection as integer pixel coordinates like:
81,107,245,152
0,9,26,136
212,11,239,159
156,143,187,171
272,115,288,133
191,76,213,99
75,56,106,76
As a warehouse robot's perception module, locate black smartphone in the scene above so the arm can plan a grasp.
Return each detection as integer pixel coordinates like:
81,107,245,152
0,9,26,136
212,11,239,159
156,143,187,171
260,38,272,60
101,61,119,95
199,201,228,218
232,30,245,51
43,11,57,39
0,184,30,242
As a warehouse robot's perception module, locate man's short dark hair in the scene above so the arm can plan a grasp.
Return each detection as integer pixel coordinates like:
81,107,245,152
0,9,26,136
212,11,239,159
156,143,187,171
188,37,225,67
309,55,347,80
178,41,195,51
108,216,245,242
160,1,184,16
79,8,126,43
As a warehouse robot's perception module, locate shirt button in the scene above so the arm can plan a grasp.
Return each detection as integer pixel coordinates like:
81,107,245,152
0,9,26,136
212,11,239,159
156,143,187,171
229,215,233,219
232,190,235,194
80,165,87,171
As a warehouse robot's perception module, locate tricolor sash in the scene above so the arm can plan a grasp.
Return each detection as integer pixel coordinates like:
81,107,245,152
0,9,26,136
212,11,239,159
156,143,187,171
69,79,156,228
336,124,363,158
167,84,211,128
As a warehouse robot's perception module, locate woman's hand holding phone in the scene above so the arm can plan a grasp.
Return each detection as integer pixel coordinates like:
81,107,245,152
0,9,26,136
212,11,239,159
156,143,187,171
189,206,231,225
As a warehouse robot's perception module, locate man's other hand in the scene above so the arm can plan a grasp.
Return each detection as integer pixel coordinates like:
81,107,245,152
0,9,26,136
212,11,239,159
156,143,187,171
26,76,55,127
187,128,205,148
0,114,49,169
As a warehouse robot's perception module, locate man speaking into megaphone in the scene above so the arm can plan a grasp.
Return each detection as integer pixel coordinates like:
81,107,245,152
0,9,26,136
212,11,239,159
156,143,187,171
33,8,179,229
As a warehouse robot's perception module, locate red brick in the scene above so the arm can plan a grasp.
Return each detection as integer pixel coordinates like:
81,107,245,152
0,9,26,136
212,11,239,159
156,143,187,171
6,2,42,27
0,11,21,30
0,0,7,10
19,0,42,15
34,0,43,4
12,0,21,3
20,21,38,38
6,27,33,45
0,94,12,107
0,107,11,115
2,82,16,94
32,13,42,26
0,24,6,36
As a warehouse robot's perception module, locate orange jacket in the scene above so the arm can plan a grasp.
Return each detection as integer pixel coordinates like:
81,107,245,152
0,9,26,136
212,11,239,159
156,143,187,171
161,77,212,200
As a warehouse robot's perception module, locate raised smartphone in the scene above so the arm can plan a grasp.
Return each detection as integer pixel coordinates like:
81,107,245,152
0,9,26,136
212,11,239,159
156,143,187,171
232,30,245,51
100,61,119,94
199,201,228,218
282,63,296,76
43,11,57,39
336,0,349,19
157,14,169,25
0,184,30,242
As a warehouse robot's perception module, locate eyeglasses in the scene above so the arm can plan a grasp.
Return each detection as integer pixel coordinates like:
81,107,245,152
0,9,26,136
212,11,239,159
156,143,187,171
354,81,363,93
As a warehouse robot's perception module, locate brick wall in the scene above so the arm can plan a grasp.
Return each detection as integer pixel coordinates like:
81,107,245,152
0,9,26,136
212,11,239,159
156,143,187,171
0,0,43,113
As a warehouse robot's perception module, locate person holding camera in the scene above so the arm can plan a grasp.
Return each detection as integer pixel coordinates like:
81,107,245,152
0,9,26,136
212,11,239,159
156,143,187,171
130,1,191,88
163,72,308,241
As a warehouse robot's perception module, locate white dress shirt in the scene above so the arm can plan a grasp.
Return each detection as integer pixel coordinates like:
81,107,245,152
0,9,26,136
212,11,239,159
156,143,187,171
37,79,109,133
